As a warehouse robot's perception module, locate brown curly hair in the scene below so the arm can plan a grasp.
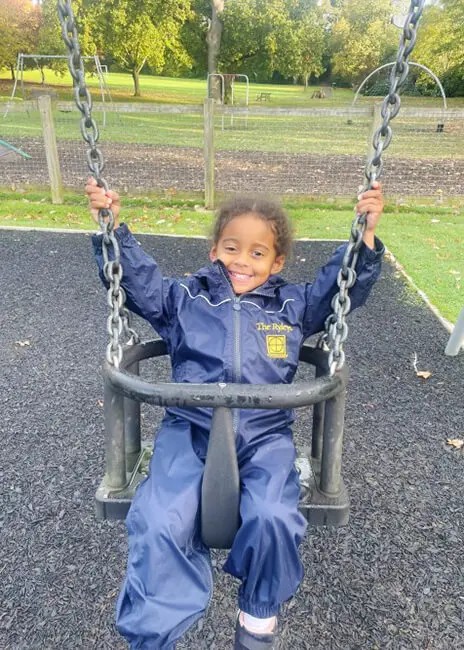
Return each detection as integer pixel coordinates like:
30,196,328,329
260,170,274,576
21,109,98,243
212,196,294,259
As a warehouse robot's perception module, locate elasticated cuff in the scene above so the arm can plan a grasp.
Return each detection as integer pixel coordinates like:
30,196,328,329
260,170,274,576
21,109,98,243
360,235,385,262
91,222,132,253
238,598,281,618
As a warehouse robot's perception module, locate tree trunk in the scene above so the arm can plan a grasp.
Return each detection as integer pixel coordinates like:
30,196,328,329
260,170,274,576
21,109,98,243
207,0,225,102
132,68,141,97
40,67,45,86
223,75,233,104
10,65,15,82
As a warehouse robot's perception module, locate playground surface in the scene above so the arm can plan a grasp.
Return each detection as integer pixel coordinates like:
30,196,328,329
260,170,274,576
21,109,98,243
1,230,463,649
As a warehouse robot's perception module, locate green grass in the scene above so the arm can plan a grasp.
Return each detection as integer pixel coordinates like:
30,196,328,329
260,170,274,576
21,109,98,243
2,68,463,108
0,190,462,322
3,69,462,158
3,106,461,159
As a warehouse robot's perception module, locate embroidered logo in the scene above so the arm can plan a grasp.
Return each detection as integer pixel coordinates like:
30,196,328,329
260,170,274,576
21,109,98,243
266,335,287,359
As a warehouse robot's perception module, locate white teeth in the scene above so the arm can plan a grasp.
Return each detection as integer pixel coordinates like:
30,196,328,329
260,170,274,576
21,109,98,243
231,272,251,280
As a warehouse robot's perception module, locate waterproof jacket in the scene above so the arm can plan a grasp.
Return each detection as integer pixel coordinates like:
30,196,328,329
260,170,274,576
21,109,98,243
93,224,384,440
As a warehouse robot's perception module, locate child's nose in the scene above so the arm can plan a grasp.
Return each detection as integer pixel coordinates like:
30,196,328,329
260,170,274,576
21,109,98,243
236,252,249,266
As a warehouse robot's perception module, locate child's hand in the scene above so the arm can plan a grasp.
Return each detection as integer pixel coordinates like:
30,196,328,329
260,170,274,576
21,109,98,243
85,177,121,229
356,181,383,249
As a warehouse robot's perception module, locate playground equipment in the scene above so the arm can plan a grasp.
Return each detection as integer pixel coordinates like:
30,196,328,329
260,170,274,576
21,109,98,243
0,138,31,160
3,53,112,126
207,72,249,130
57,0,426,548
353,61,447,131
445,308,464,356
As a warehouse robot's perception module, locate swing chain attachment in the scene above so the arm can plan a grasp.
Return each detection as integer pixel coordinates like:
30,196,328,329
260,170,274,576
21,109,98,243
324,0,425,376
56,0,139,367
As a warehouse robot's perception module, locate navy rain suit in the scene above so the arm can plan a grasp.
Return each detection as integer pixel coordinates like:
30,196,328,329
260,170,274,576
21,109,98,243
93,224,384,650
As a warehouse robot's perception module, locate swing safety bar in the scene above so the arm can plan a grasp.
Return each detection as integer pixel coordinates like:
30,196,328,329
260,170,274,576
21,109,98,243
96,340,350,549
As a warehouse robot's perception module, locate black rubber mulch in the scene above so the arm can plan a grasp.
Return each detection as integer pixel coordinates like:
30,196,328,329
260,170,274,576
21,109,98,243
1,231,463,650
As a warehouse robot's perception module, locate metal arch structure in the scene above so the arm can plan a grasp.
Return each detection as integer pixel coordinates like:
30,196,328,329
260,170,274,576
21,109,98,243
207,73,250,108
230,74,250,107
352,61,448,112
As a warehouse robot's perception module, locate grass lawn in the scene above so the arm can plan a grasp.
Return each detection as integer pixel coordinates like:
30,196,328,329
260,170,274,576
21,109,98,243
2,69,462,108
3,106,461,159
2,70,462,159
0,190,462,323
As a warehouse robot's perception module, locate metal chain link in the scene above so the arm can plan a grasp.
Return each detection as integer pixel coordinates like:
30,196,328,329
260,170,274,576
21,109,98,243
56,0,139,367
323,0,425,375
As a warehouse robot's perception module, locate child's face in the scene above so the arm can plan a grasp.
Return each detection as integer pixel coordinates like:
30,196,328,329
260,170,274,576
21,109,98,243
209,213,285,294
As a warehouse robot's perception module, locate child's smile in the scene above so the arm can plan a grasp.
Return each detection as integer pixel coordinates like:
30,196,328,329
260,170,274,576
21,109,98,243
210,213,285,294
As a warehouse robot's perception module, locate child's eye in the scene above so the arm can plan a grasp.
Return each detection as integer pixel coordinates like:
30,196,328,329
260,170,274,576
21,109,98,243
252,250,264,258
225,246,236,253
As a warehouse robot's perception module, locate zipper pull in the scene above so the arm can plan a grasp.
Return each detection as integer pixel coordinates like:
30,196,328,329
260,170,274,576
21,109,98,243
233,297,241,311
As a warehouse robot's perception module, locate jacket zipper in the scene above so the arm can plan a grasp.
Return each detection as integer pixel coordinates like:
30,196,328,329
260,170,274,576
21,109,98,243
232,296,241,434
218,265,242,434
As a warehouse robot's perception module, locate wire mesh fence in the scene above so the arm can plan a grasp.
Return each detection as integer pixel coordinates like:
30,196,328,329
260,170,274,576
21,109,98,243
214,107,372,198
1,98,463,204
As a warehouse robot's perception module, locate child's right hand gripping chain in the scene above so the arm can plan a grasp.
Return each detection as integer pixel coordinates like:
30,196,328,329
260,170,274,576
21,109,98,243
85,176,121,229
355,180,384,250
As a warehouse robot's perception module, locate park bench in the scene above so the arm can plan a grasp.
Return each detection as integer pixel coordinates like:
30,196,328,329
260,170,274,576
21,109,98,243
256,92,271,102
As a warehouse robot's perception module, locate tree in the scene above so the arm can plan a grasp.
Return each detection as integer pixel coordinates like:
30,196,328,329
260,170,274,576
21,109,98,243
413,1,464,96
0,0,41,80
32,0,67,85
207,0,224,82
218,0,298,81
330,0,398,86
217,0,325,86
295,11,325,88
91,0,193,96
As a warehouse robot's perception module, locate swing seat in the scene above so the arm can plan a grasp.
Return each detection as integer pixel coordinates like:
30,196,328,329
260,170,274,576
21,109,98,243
95,340,350,549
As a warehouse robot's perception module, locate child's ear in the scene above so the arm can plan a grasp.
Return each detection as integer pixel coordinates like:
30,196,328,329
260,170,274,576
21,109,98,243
209,246,217,262
272,255,285,274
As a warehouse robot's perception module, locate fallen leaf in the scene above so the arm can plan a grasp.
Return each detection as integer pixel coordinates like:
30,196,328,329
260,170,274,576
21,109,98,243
416,371,432,379
446,438,464,449
96,400,103,407
15,340,31,347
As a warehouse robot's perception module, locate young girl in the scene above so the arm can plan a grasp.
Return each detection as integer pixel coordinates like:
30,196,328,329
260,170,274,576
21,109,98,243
87,179,384,650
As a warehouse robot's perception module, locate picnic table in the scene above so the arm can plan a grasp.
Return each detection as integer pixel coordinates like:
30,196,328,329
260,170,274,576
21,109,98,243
256,92,271,102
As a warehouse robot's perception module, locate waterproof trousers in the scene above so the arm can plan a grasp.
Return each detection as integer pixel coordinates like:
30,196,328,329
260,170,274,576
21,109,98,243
116,414,307,650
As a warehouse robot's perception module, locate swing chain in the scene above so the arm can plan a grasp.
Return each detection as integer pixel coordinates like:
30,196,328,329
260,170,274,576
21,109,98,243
324,0,425,376
56,0,139,367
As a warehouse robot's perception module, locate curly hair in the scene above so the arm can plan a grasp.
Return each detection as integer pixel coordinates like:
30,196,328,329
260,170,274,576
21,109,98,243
212,196,293,259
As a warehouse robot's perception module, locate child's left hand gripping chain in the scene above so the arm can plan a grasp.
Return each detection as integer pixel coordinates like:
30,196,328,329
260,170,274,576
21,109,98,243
85,177,121,228
356,180,384,249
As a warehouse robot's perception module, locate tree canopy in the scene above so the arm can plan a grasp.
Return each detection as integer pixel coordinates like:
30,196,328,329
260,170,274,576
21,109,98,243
88,0,193,96
0,0,41,78
1,0,463,97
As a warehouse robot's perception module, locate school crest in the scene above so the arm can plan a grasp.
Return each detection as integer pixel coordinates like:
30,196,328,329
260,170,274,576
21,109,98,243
266,335,287,359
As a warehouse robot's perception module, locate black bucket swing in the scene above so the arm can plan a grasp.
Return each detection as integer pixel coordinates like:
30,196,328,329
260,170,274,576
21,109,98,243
57,0,425,549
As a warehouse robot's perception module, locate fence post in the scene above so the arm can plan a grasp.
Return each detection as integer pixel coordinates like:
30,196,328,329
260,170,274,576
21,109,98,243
38,94,64,205
367,102,383,167
204,97,215,209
